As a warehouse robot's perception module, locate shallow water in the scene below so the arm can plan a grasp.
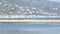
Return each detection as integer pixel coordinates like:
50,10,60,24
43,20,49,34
0,24,59,34
0,24,59,31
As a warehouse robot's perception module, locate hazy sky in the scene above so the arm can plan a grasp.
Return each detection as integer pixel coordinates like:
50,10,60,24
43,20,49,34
49,0,60,2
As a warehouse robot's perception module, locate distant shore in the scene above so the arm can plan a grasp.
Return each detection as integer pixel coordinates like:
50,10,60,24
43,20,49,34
0,20,60,24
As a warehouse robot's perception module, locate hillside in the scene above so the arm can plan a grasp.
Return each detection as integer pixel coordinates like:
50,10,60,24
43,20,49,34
0,0,60,18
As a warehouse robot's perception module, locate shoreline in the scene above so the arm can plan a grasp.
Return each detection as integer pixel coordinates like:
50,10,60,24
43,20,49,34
0,20,60,24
